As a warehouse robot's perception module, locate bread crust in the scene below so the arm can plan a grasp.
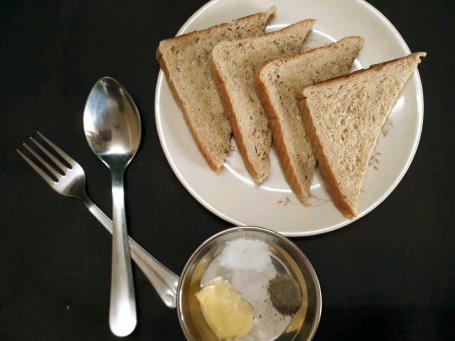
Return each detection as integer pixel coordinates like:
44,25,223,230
299,52,426,217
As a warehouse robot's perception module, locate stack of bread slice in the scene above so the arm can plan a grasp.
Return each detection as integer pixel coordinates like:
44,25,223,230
157,7,426,218
157,7,276,172
211,19,315,183
256,36,364,199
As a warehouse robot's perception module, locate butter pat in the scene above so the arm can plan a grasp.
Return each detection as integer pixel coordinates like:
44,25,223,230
196,278,253,340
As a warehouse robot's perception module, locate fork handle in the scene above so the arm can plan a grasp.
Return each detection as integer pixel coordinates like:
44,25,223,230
82,196,179,309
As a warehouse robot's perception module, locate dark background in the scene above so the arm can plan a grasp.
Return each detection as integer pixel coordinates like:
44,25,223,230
1,0,453,340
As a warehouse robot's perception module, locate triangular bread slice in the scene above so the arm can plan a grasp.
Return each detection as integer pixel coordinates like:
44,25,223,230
156,7,276,172
211,19,315,183
256,37,364,201
298,52,426,218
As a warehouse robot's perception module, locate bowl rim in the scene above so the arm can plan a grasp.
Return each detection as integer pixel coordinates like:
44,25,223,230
176,226,322,341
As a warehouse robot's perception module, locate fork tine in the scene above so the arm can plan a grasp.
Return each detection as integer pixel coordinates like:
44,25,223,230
17,148,56,186
37,131,75,167
22,142,62,179
30,136,67,172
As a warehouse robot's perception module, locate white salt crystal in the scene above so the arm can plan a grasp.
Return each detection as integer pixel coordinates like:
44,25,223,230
219,238,272,272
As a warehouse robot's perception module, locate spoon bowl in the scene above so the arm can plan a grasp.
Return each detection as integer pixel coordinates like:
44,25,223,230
84,77,141,164
83,77,141,337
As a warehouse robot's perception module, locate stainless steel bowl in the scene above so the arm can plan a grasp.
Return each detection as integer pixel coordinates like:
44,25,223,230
176,226,322,341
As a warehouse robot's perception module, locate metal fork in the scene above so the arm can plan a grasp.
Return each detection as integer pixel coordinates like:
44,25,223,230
17,131,179,308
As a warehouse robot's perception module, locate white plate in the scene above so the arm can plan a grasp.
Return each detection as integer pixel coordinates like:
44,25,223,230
155,0,424,236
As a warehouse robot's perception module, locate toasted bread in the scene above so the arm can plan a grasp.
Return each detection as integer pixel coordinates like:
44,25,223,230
298,52,426,217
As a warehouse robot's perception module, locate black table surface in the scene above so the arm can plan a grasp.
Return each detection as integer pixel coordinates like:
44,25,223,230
1,0,454,340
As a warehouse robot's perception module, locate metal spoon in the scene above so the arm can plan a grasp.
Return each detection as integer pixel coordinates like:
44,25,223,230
83,77,141,337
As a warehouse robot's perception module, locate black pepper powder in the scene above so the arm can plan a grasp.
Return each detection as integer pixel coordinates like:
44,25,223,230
267,274,302,315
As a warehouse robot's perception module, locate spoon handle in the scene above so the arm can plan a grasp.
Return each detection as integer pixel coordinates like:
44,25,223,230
109,170,137,337
81,195,179,308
